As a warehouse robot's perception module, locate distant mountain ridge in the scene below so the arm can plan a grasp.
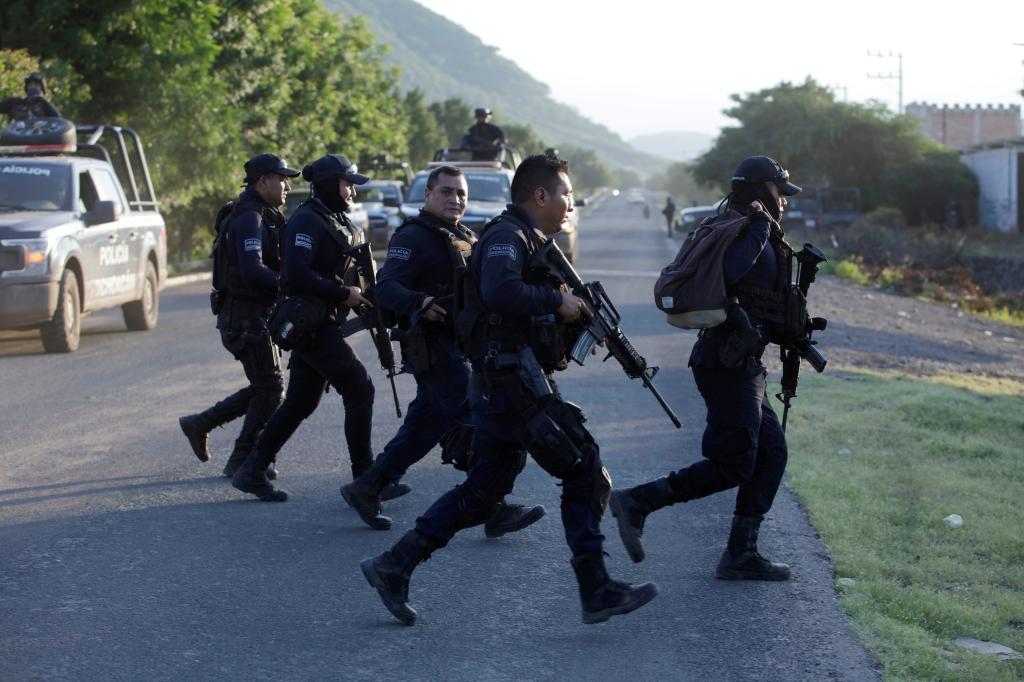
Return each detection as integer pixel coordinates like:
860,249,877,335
323,0,666,173
628,131,715,162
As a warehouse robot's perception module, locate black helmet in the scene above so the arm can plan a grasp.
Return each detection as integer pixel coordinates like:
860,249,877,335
302,154,369,185
24,73,47,94
474,107,491,118
731,156,801,196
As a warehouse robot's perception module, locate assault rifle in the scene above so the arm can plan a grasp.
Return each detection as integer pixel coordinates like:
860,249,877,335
531,239,682,429
345,243,402,418
776,243,829,432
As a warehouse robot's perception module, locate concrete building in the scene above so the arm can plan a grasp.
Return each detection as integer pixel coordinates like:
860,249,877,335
960,139,1024,232
906,103,1021,151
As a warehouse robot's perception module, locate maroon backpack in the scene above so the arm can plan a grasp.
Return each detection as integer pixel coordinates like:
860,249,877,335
653,209,749,329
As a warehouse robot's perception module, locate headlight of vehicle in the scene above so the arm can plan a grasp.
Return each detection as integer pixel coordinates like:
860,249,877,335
682,215,695,224
387,213,402,229
1,238,54,276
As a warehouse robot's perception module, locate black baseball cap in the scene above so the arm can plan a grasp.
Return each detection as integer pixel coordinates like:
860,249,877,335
301,154,369,185
243,153,300,186
474,107,491,117
731,156,801,196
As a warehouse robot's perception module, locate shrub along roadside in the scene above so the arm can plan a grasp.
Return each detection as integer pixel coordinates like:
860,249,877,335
784,368,1024,681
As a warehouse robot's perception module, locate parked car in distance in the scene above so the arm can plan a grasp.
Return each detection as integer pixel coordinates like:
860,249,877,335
353,180,406,253
677,204,719,233
820,187,862,229
0,123,167,352
782,188,822,231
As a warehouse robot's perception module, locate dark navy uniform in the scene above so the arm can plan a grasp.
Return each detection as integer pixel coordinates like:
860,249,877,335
0,95,61,122
675,209,788,520
412,204,603,556
179,188,285,473
371,210,471,482
252,197,375,478
610,154,805,581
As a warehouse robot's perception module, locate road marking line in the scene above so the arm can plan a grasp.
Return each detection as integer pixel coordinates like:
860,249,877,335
579,268,659,279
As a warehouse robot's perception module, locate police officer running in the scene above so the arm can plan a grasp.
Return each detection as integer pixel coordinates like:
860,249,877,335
360,155,658,626
179,153,297,478
341,165,546,538
231,154,375,502
0,74,62,122
610,156,802,581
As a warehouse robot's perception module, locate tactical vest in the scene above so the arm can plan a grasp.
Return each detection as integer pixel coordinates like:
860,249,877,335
282,198,360,299
457,215,569,370
730,234,797,345
212,198,282,305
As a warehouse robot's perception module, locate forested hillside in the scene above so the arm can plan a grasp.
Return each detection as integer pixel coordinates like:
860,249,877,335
324,0,665,172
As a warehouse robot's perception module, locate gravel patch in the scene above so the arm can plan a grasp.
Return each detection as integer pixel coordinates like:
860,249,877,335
770,275,1024,380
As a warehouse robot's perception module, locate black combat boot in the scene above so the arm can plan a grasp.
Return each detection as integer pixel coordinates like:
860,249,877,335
231,449,288,502
221,441,252,478
178,413,216,462
380,481,411,502
340,465,393,530
360,529,435,626
570,552,659,624
483,500,547,539
609,477,676,563
715,515,791,581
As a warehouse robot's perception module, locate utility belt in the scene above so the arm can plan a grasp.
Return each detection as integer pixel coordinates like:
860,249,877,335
463,312,570,372
468,348,592,479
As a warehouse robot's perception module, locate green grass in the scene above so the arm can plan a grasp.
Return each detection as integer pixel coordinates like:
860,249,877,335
784,368,1024,681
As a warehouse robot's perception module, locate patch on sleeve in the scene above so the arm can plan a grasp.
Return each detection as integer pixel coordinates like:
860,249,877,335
244,238,262,253
387,246,412,261
295,233,313,251
486,243,518,260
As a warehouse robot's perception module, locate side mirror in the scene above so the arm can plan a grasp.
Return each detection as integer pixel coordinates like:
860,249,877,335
574,197,588,207
85,200,121,226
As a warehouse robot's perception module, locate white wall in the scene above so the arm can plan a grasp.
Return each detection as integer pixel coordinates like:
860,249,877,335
960,145,1020,232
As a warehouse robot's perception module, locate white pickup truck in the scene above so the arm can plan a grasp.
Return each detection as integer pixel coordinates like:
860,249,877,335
0,123,167,352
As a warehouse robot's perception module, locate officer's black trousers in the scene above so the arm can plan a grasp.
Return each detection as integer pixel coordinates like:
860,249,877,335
665,363,788,520
203,325,284,451
254,322,375,474
413,379,605,557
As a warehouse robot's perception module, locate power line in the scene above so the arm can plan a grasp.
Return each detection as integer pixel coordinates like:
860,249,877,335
867,50,903,114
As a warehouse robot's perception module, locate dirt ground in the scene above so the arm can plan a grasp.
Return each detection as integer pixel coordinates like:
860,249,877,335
765,275,1024,380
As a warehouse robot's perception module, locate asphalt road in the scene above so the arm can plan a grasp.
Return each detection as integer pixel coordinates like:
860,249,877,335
0,194,879,681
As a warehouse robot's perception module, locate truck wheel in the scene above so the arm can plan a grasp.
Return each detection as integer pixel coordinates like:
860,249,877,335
40,269,81,353
122,260,158,331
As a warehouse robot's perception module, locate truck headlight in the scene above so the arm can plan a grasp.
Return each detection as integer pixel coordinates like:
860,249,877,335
2,238,54,276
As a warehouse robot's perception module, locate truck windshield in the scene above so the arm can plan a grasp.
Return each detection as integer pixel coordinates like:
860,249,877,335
0,163,71,211
405,172,510,204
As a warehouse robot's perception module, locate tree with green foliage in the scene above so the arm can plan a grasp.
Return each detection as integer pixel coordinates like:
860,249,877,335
428,98,473,148
403,88,446,168
693,78,977,225
558,145,612,193
1,0,408,260
503,123,546,157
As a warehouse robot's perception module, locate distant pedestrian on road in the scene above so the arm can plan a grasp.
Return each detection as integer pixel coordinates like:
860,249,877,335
662,196,676,235
611,155,804,581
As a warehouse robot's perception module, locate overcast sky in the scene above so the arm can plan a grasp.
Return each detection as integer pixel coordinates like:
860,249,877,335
419,0,1024,139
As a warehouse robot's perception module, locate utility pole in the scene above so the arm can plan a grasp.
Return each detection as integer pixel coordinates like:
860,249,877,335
867,50,903,114
1015,43,1024,99
827,83,848,102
